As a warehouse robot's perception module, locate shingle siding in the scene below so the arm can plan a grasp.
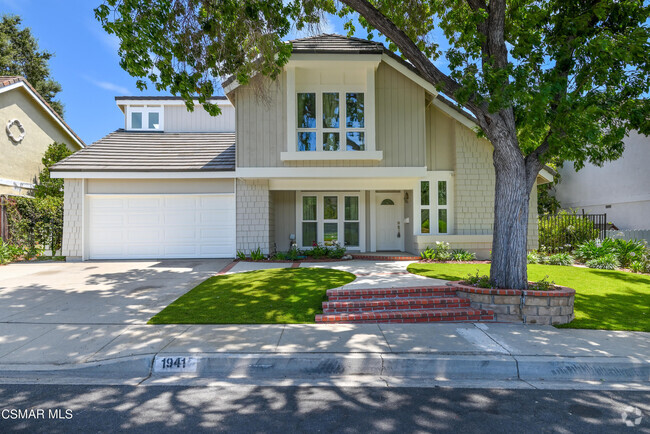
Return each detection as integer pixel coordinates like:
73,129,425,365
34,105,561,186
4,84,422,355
236,179,273,255
62,179,83,259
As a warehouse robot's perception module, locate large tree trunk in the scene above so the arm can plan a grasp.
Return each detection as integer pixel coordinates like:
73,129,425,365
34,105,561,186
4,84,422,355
488,133,535,290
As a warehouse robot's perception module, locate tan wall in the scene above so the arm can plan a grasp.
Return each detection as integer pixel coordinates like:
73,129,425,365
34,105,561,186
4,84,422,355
164,104,235,132
87,179,234,194
426,106,455,171
0,87,80,196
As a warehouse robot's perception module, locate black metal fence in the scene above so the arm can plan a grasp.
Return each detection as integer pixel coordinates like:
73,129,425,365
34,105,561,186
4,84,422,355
538,211,607,252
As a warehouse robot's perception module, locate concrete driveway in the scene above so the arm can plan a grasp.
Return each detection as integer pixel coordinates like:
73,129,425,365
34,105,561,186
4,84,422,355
0,259,230,325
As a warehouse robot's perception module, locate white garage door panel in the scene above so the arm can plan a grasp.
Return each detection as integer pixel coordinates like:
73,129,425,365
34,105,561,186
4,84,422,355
88,194,236,259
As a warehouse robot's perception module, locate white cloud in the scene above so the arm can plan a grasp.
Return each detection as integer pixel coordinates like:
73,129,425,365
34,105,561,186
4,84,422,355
82,75,130,95
87,21,121,55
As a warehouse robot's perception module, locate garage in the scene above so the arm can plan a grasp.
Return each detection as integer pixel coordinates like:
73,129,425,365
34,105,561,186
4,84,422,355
87,193,235,259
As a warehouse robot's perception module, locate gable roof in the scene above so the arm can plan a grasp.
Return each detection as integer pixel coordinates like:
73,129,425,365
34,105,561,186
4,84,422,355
0,76,85,148
50,130,235,173
290,34,384,54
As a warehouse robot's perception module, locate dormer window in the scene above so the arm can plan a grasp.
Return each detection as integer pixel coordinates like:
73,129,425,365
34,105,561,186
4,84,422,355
296,91,365,152
126,106,164,131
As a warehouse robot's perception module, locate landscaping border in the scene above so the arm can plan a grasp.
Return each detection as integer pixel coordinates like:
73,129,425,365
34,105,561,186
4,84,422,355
449,281,575,325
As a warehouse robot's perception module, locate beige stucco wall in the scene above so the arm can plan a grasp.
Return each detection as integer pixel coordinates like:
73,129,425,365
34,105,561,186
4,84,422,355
0,86,80,196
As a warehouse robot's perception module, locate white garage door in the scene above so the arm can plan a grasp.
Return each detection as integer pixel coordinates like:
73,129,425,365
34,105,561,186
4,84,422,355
87,194,235,259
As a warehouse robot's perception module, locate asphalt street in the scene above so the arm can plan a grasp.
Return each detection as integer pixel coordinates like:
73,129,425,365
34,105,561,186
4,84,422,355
0,384,648,433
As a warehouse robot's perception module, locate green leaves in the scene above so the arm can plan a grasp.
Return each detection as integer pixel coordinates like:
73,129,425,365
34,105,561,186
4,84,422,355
34,142,73,199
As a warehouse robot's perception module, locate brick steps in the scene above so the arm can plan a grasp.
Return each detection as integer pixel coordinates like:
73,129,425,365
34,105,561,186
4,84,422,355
315,308,495,323
323,296,470,313
317,285,494,324
326,286,457,301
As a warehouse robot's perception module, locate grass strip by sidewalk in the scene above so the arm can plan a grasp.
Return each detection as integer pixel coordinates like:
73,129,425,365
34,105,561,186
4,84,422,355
407,263,650,332
149,267,356,324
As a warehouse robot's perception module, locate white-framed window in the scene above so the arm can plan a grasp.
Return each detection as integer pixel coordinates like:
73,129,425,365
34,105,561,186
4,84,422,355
296,192,365,250
296,90,366,152
414,173,454,235
126,106,164,131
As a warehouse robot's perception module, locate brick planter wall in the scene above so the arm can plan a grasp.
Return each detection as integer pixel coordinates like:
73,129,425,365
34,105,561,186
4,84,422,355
450,282,575,325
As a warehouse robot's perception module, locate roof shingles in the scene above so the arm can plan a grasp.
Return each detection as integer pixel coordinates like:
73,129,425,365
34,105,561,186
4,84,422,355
50,130,235,172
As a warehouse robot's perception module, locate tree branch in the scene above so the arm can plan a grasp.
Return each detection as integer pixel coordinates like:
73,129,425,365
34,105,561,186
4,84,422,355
465,0,487,12
339,0,484,116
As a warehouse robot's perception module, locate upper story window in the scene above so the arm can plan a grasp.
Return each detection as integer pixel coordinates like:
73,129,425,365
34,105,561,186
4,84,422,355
126,106,164,131
296,91,365,152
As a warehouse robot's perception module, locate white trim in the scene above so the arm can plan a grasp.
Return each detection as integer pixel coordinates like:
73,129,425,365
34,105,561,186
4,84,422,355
431,99,479,130
369,191,377,252
269,177,419,191
85,192,234,197
126,105,164,131
381,55,439,97
237,167,428,179
373,191,405,252
81,179,87,261
280,151,383,161
413,171,455,236
0,81,85,149
116,99,233,107
0,177,35,190
286,66,296,153
50,171,236,179
537,169,554,184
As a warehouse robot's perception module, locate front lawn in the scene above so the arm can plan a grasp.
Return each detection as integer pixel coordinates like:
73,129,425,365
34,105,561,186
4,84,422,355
407,263,650,332
149,268,356,324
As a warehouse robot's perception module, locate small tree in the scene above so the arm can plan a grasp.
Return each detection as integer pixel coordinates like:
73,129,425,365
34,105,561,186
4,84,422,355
95,0,650,289
33,142,73,199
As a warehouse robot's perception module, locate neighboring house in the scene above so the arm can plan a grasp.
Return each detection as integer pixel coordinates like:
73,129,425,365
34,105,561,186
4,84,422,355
51,35,553,261
0,76,84,196
554,130,650,230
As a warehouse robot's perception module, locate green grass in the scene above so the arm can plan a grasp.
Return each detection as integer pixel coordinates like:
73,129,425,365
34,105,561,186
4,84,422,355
407,263,650,332
149,268,356,324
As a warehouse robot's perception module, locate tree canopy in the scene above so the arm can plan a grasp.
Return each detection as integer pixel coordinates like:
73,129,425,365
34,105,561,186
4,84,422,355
0,15,64,117
96,0,650,288
33,142,73,199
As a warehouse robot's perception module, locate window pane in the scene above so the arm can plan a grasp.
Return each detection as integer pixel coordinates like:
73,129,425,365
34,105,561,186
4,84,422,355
298,132,316,151
346,132,365,151
438,181,447,206
131,112,142,129
302,196,317,220
421,209,430,234
344,196,358,220
302,222,317,247
381,199,395,205
148,112,160,129
324,223,338,246
344,222,359,247
324,196,337,219
323,133,340,151
297,93,316,128
346,93,365,128
322,92,340,128
420,181,430,206
438,209,448,233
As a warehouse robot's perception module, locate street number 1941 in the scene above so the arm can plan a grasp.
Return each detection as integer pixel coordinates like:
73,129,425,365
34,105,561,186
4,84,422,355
153,356,198,373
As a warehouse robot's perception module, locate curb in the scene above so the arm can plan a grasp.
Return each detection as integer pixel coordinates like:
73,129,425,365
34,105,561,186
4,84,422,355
1,353,647,383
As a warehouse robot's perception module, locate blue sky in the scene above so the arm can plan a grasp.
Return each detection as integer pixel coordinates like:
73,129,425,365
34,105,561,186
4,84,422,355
1,0,450,145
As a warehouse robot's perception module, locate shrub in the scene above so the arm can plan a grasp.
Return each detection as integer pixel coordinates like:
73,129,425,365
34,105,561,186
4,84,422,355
529,275,556,291
573,239,616,262
286,248,302,261
249,247,265,261
236,250,247,260
309,243,330,259
545,253,574,266
327,242,346,259
463,270,493,288
630,261,648,274
527,251,541,264
0,241,24,264
451,249,476,261
538,210,600,252
612,239,647,268
5,196,64,253
420,242,452,261
273,251,287,260
585,254,620,270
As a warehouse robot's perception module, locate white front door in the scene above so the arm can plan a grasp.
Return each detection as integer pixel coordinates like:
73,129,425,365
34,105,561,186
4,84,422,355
375,192,402,251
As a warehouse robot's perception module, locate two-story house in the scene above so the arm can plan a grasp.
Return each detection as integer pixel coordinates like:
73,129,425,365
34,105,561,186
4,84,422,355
51,35,553,261
1,76,84,196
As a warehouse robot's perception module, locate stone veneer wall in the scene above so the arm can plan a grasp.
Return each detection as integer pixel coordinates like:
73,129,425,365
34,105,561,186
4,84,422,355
62,178,83,259
236,179,273,255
